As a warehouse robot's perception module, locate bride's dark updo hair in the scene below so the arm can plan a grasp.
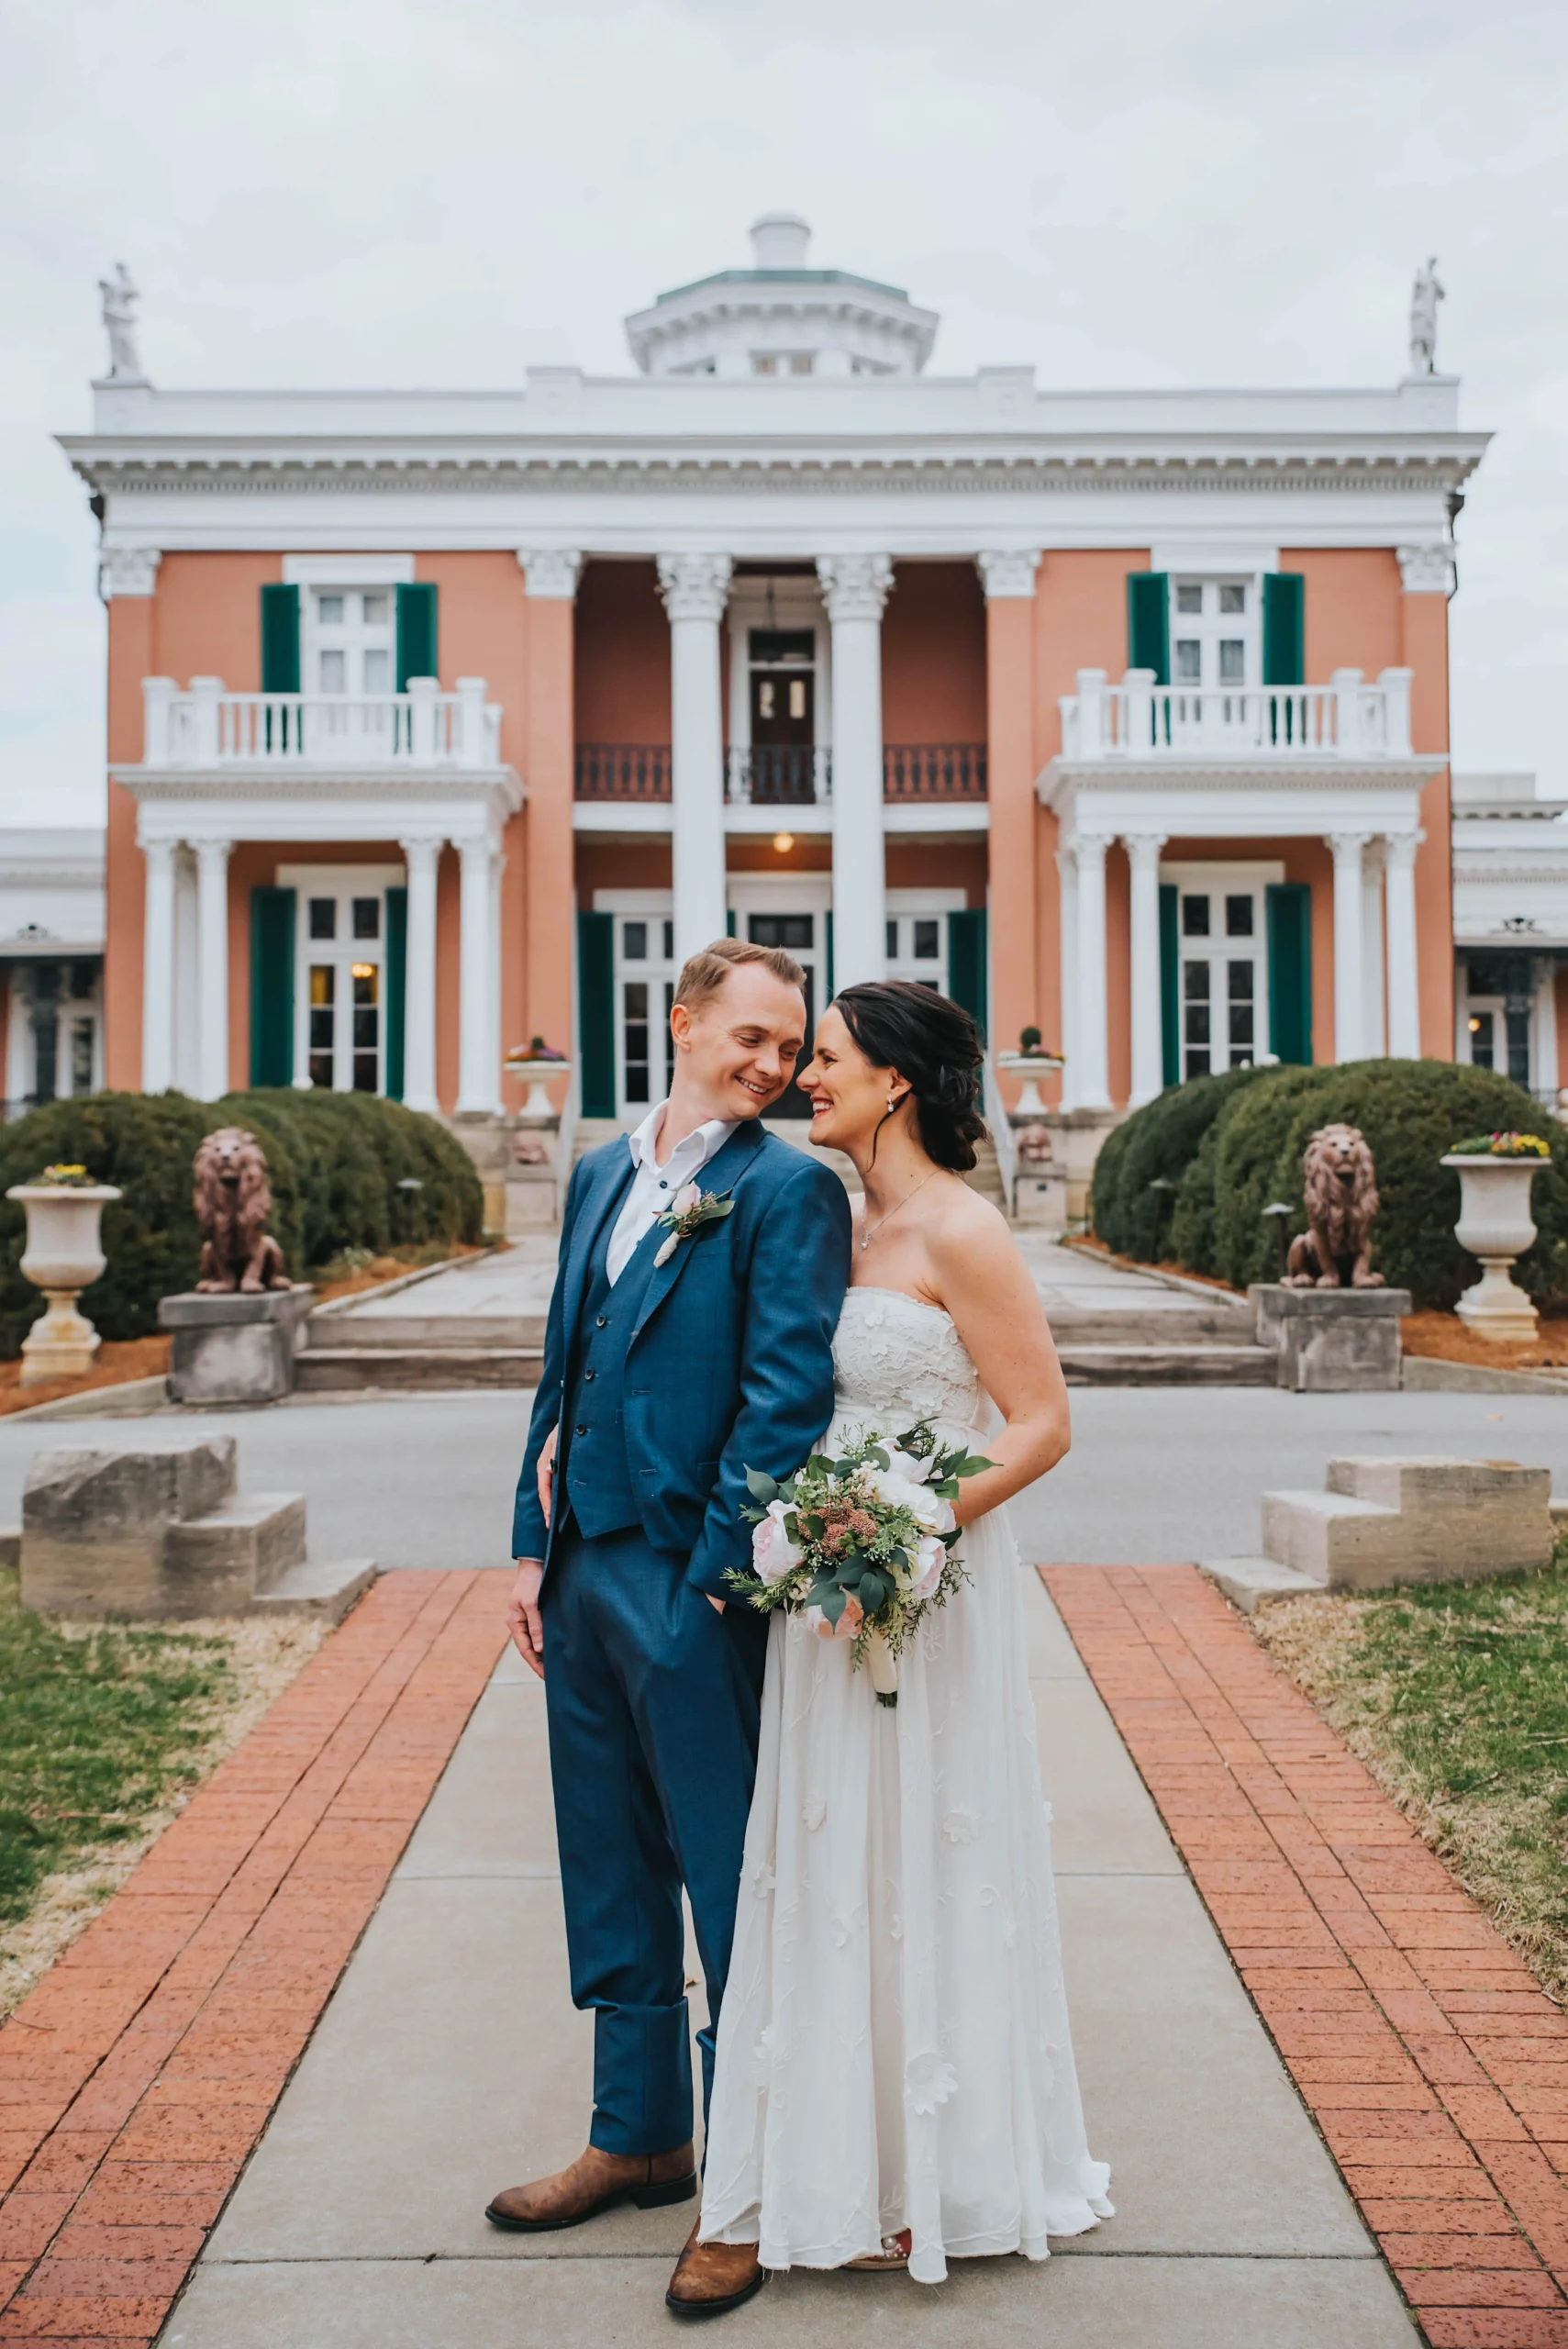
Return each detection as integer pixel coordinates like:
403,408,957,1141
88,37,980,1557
832,981,989,1173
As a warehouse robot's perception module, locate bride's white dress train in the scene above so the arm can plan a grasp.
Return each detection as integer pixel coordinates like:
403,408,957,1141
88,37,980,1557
700,1286,1111,2286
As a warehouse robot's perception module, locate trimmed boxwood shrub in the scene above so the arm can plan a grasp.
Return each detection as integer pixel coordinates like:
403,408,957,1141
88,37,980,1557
1090,1064,1264,1261
0,1089,484,1357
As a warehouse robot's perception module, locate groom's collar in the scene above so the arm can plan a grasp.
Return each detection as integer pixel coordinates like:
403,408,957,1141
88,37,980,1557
628,1099,737,1176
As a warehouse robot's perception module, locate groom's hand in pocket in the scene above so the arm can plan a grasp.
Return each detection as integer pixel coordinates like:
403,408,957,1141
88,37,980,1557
508,1560,546,1678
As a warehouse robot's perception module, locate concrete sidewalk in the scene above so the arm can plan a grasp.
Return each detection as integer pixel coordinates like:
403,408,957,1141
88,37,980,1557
161,1566,1411,2347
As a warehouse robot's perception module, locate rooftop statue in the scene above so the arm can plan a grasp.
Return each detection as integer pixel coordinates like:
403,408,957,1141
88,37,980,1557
1408,257,1444,377
96,262,147,384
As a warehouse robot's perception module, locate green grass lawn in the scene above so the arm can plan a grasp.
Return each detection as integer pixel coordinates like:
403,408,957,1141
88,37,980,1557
0,1563,239,1932
1256,1542,1568,2001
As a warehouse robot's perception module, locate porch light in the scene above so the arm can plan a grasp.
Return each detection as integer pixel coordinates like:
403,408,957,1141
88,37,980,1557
773,831,795,853
351,963,375,979
1469,1016,1482,1032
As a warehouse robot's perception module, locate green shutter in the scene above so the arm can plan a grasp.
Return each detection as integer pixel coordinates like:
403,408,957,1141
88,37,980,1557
947,908,988,1042
1262,573,1306,687
725,908,737,939
578,909,616,1118
824,908,832,999
384,886,406,1101
1160,883,1179,1087
260,584,300,692
250,887,295,1086
395,583,439,688
1266,882,1313,1065
1127,572,1170,685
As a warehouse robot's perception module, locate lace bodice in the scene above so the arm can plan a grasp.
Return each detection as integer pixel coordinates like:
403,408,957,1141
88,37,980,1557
831,1286,987,1436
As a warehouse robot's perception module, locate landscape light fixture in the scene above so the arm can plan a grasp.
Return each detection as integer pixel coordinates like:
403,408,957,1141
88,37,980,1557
1147,1174,1177,1258
1262,1200,1295,1275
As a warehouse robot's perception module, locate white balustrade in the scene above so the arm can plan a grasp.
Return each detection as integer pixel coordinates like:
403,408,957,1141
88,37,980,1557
143,678,502,770
1058,668,1418,762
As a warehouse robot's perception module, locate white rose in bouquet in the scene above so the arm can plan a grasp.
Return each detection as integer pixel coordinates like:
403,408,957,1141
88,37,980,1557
751,1499,802,1579
866,1464,955,1534
908,1532,947,1601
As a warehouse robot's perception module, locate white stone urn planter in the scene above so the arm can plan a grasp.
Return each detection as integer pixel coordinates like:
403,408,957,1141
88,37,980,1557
7,1182,122,1385
1440,1153,1543,1343
503,1055,573,1123
996,1051,1064,1119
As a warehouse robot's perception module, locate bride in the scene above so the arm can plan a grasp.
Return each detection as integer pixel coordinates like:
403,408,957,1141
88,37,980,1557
684,980,1111,2306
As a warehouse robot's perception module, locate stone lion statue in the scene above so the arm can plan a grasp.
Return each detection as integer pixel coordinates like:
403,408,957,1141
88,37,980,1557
1282,1121,1385,1289
194,1127,290,1294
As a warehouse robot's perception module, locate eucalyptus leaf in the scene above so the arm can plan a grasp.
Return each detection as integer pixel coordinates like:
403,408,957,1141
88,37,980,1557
745,1466,780,1504
821,1586,847,1626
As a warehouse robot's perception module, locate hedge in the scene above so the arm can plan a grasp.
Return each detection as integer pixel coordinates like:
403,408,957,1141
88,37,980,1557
1090,1065,1264,1261
1094,1060,1568,1313
0,1090,484,1356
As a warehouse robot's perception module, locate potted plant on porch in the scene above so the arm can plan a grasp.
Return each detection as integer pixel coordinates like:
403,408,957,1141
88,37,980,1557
996,1026,1065,1119
503,1037,573,1123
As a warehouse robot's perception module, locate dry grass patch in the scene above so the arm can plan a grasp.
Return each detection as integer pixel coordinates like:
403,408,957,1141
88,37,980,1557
1254,1549,1568,2004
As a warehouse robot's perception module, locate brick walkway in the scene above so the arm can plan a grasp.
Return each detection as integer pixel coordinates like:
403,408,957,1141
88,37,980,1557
1042,1563,1568,2349
0,1570,507,2349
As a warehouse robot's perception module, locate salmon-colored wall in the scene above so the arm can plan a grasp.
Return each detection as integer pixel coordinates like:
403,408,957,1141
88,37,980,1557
519,591,574,1101
575,840,674,910
883,564,986,743
1401,591,1453,1060
575,562,670,743
152,552,281,686
986,593,1038,1086
436,845,461,1110
105,597,158,1088
1283,548,1404,682
727,840,831,876
886,841,987,908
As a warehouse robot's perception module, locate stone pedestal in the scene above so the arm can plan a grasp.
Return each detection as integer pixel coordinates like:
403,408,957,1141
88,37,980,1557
1251,1283,1411,1393
160,1286,314,1405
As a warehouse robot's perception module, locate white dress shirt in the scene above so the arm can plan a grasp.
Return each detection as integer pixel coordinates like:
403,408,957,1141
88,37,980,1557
605,1101,738,1286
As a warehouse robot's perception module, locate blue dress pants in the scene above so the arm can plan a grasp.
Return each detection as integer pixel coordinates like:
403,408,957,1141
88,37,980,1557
542,1520,767,2156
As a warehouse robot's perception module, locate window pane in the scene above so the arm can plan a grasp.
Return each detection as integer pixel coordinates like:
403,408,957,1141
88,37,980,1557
362,648,390,694
1218,640,1245,685
71,1018,94,1094
309,964,336,1006
749,914,812,950
624,920,648,961
1229,1008,1255,1048
319,649,346,694
361,592,388,623
1175,584,1203,614
753,354,777,375
788,678,806,718
913,918,940,959
789,352,813,375
353,1010,379,1050
1185,1004,1211,1043
1225,895,1253,937
1175,640,1202,683
352,967,378,1008
885,918,898,959
662,922,673,961
352,1054,378,1092
1507,1010,1531,1087
1183,962,1210,1001
309,898,336,941
1218,584,1246,614
352,897,380,940
1470,1011,1495,1069
317,594,344,623
623,981,648,1019
1185,1049,1211,1077
309,1052,334,1087
1228,961,1254,1001
758,681,775,718
1182,896,1210,938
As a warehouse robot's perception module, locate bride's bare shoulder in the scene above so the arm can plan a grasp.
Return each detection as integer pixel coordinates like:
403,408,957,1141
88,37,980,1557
925,1178,1025,1290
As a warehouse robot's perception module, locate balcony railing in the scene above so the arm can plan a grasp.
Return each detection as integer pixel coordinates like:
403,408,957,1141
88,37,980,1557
883,743,987,801
141,677,501,770
1059,667,1415,763
726,747,832,806
574,743,673,800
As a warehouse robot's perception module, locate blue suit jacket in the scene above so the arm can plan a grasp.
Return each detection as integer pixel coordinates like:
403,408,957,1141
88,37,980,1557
512,1120,851,1600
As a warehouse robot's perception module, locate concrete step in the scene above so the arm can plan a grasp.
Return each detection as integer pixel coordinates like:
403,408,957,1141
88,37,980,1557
1047,1304,1256,1345
252,1555,379,1623
164,1492,308,1610
1198,1557,1327,1614
295,1347,542,1393
308,1313,547,1351
1259,1487,1402,1586
1057,1343,1274,1387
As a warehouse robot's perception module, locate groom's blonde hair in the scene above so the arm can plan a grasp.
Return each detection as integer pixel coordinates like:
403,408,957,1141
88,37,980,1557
675,936,806,1012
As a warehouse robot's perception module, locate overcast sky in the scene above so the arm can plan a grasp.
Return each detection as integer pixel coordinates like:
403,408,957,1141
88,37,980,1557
3,0,1566,827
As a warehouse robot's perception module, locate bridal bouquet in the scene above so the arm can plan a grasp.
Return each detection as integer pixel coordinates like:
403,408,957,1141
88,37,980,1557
728,1424,994,1706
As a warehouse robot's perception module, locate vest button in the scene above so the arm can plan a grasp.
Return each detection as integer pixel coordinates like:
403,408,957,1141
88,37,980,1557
574,1423,588,1436
584,1369,596,1382
595,1315,608,1329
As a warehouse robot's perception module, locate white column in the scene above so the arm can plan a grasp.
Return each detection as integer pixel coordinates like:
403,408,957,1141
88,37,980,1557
1362,839,1387,1058
1329,831,1371,1064
1125,831,1168,1106
173,849,199,1092
399,837,441,1114
657,554,732,962
1057,847,1079,1111
1384,830,1422,1059
192,837,231,1102
140,837,177,1094
1074,834,1111,1109
817,554,893,992
457,834,497,1113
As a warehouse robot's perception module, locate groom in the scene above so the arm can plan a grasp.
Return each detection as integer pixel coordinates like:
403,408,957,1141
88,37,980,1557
488,938,851,2318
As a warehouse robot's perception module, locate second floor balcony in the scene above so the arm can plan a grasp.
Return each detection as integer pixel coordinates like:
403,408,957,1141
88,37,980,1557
1059,667,1416,763
573,741,988,807
140,676,503,772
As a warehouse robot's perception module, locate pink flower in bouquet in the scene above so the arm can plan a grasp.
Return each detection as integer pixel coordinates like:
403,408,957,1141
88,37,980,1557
751,1500,802,1579
804,1592,863,1642
909,1533,946,1601
671,1180,702,1217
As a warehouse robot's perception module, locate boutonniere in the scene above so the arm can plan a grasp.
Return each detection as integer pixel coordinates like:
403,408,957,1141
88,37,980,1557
653,1183,735,1266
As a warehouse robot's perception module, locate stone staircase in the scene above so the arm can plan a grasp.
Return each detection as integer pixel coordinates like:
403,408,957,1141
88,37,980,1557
1202,1454,1555,1613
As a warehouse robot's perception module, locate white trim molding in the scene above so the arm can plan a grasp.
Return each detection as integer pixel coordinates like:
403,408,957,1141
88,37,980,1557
99,545,161,599
281,553,415,587
1397,540,1457,595
517,548,583,599
974,549,1040,600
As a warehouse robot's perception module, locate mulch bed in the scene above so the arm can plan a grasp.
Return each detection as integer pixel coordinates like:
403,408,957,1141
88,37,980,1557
1044,1561,1568,2349
0,1341,171,1422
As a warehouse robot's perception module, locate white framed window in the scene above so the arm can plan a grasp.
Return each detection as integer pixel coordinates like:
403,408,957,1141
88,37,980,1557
304,589,396,698
1169,578,1260,692
278,864,403,1096
1162,862,1281,1082
595,891,678,1119
884,888,967,991
727,874,831,1121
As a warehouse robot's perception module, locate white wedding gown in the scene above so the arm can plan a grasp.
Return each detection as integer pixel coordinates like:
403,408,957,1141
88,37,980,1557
700,1286,1112,2286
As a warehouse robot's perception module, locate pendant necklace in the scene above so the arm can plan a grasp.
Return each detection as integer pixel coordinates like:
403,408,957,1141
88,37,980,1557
860,1167,938,1252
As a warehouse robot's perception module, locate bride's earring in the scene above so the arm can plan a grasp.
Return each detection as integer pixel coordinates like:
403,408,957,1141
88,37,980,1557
886,1094,897,1115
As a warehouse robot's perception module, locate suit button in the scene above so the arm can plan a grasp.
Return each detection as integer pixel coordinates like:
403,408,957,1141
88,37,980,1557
574,1423,588,1436
584,1369,596,1382
595,1315,608,1329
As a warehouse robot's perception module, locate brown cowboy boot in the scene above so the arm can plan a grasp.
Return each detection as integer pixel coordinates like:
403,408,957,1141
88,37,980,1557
485,2140,696,2232
665,2219,767,2321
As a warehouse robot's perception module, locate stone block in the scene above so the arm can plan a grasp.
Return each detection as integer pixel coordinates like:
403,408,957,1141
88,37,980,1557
1323,1453,1552,1583
1251,1283,1411,1392
160,1286,314,1405
21,1437,238,1615
162,1493,308,1616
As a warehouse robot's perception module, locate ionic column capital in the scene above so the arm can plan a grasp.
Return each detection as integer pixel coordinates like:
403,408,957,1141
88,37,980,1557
1121,830,1168,871
1396,541,1457,596
975,549,1040,601
657,553,733,624
1327,829,1373,864
1073,832,1110,872
517,549,583,600
1383,829,1424,870
817,553,893,624
398,835,444,874
99,545,161,600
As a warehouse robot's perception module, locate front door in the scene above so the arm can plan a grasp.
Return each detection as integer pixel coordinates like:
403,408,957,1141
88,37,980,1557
749,629,816,803
1175,878,1265,1080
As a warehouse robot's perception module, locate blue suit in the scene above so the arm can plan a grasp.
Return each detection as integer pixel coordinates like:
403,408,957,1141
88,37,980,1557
513,1119,851,2154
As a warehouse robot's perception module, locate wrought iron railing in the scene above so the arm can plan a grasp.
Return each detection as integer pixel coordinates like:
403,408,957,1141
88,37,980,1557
725,747,830,806
882,743,988,800
573,744,673,800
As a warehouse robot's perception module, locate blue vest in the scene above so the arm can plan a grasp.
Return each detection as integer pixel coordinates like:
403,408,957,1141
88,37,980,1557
561,1214,664,1541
